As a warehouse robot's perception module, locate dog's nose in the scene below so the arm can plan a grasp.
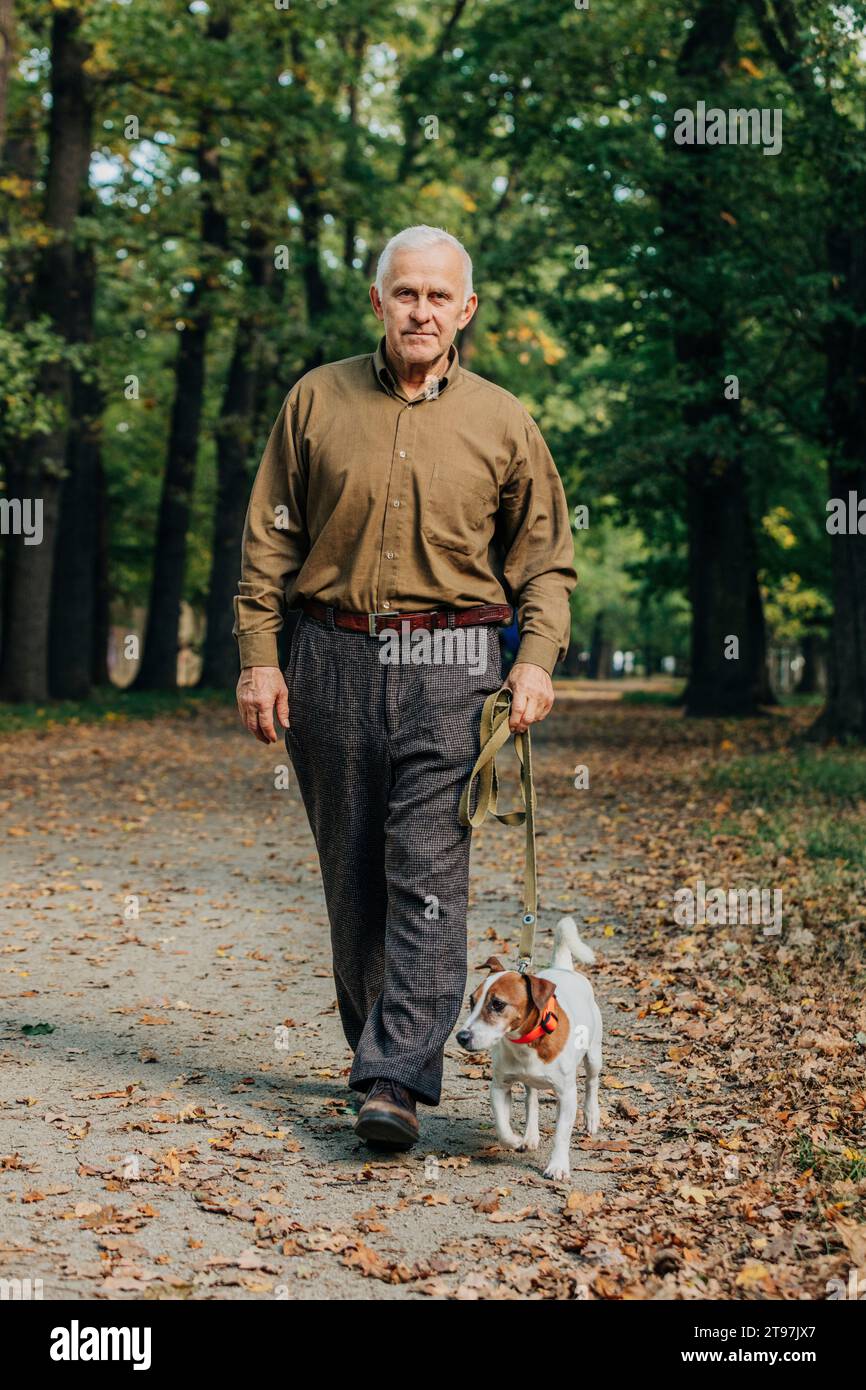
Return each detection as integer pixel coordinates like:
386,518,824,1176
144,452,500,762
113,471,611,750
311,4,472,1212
456,1029,471,1047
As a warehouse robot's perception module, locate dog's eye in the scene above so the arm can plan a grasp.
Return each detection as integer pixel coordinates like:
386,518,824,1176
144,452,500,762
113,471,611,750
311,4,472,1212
490,998,504,1012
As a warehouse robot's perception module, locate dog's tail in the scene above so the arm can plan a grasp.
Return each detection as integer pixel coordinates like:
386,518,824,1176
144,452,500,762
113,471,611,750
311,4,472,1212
552,915,596,970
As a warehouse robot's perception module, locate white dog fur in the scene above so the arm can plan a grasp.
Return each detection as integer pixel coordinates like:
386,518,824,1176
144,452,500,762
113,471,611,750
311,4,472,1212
456,916,603,1180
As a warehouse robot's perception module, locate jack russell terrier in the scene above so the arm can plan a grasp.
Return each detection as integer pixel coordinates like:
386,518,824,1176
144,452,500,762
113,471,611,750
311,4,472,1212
455,915,602,1181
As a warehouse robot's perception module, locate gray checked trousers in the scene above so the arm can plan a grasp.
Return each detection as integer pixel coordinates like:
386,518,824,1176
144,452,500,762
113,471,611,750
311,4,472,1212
283,610,504,1106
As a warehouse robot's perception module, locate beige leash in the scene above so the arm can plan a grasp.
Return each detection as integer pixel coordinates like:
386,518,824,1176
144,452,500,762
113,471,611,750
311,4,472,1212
458,687,538,973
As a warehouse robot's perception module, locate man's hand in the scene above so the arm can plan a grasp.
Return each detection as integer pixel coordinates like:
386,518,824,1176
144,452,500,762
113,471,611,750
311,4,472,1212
236,666,290,744
502,661,554,733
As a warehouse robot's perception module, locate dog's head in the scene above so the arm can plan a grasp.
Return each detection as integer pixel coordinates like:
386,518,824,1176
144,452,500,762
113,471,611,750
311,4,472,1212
455,956,557,1052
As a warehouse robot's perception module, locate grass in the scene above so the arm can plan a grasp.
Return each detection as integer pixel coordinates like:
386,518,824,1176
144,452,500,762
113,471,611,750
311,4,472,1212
709,748,866,803
0,685,235,734
620,687,685,706
703,747,866,870
795,1132,866,1186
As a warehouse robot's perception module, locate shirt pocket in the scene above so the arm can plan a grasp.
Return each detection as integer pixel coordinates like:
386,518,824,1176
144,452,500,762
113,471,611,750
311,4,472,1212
422,467,496,555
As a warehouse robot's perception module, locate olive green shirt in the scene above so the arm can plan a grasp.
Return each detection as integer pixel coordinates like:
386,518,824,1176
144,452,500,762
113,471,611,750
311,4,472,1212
232,335,577,674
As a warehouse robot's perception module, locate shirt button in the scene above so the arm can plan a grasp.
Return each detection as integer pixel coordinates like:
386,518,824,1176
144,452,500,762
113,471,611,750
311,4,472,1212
386,551,395,559
382,601,391,608
398,450,406,458
393,499,401,507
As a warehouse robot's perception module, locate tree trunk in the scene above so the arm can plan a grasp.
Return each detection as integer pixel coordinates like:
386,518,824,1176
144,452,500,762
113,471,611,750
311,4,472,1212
0,123,37,654
658,0,766,717
135,16,230,690
797,632,822,695
748,0,866,739
0,7,92,702
49,190,103,698
199,318,263,688
588,611,610,680
91,454,111,686
682,454,767,714
0,0,15,159
199,147,273,689
815,220,866,739
134,280,212,690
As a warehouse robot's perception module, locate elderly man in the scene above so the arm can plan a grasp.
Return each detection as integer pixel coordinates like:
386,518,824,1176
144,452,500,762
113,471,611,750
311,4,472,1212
234,224,577,1149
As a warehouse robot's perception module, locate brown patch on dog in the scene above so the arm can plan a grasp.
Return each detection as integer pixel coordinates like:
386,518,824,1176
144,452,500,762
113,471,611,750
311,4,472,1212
481,955,507,974
468,956,508,1010
486,972,571,1063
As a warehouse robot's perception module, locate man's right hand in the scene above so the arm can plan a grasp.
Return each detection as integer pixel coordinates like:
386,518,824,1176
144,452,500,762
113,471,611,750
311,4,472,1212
236,666,290,744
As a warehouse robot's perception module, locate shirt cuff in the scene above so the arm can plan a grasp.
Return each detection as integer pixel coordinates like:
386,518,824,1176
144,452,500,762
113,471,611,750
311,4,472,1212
237,633,282,669
513,633,560,676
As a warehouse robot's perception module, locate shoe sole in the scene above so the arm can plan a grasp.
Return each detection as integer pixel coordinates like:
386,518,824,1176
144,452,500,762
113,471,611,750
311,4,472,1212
354,1110,419,1148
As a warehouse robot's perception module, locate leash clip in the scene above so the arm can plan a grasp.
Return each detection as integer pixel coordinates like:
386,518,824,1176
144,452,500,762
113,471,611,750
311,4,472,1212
516,955,532,975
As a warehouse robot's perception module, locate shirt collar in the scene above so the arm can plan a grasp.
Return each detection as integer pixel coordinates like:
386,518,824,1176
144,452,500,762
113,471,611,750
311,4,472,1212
372,334,460,401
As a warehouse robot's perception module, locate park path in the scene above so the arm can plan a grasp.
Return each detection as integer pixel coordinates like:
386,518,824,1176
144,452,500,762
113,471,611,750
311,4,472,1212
0,690,857,1299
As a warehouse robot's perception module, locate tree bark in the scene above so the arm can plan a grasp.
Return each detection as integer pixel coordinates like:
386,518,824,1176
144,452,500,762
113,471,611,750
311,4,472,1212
0,6,92,702
817,219,866,738
0,0,15,159
91,453,111,686
134,13,230,691
0,123,37,654
200,323,266,688
750,0,866,737
588,611,610,680
49,189,103,698
658,0,767,717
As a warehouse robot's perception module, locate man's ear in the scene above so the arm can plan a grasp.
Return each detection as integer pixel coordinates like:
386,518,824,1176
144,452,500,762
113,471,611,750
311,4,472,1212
527,975,556,1015
480,955,507,974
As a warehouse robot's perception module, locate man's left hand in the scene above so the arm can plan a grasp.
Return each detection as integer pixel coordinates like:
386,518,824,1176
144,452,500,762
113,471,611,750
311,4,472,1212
502,661,554,733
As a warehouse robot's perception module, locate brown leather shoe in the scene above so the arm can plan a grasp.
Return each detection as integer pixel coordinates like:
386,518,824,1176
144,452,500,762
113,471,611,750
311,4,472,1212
353,1078,419,1148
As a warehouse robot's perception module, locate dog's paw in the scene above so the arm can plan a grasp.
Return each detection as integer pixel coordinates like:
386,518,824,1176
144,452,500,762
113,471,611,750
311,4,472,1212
584,1104,600,1136
496,1132,525,1152
542,1159,571,1181
517,1132,540,1152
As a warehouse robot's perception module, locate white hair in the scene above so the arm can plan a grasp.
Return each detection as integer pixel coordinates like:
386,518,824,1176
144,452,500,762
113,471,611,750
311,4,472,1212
375,224,474,302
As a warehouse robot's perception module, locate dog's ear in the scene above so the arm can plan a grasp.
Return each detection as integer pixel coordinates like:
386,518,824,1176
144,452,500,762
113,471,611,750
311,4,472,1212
481,955,507,974
527,975,557,1015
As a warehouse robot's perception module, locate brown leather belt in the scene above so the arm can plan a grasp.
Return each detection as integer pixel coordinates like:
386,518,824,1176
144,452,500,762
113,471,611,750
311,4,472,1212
300,599,513,637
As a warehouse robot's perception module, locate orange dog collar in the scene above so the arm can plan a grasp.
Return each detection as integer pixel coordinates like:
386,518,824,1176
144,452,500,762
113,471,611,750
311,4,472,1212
509,994,558,1045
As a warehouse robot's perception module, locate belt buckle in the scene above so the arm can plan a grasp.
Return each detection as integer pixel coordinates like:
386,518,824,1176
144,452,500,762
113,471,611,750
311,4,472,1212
367,611,392,636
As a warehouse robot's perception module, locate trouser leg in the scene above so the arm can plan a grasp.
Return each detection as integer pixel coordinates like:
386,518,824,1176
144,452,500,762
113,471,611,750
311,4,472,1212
283,619,390,1052
348,625,503,1106
285,616,502,1106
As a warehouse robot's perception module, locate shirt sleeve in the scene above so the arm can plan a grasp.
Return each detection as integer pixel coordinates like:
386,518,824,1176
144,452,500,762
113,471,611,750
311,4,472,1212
232,392,309,669
497,410,578,675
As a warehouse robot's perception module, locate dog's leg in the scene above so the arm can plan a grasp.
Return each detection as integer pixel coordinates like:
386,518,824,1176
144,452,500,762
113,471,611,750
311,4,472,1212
517,1085,540,1151
491,1082,523,1150
584,1038,602,1136
542,1083,578,1181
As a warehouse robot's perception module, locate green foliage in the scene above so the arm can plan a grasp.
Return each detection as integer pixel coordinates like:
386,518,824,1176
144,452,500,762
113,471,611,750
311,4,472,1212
2,0,862,673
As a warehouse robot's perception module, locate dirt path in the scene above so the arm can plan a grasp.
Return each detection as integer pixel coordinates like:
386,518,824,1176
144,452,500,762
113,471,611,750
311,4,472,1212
0,695,860,1299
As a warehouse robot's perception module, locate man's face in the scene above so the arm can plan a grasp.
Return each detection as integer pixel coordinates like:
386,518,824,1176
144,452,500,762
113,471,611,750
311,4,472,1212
370,242,477,374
